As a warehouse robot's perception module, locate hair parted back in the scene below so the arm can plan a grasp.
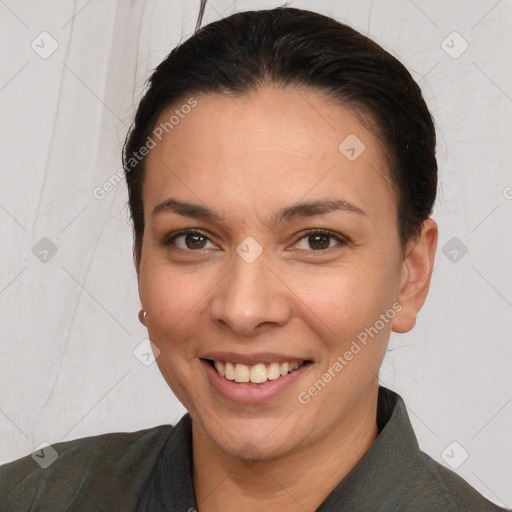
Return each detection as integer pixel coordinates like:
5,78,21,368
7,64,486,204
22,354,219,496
123,1,437,265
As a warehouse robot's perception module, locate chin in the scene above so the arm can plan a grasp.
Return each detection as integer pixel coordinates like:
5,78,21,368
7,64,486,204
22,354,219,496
202,412,307,462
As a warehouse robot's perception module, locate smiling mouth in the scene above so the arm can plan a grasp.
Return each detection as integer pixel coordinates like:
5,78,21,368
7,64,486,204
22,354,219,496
205,359,310,385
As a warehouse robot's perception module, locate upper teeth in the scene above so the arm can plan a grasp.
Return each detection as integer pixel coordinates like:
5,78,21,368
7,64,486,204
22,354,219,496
213,360,302,384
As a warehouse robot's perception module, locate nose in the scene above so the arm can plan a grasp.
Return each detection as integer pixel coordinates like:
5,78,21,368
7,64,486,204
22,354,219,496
208,251,291,335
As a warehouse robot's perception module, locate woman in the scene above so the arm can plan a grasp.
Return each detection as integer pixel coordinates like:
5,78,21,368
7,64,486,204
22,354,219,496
0,4,508,511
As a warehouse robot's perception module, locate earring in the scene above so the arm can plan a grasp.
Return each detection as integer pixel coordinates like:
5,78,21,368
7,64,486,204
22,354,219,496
138,309,147,324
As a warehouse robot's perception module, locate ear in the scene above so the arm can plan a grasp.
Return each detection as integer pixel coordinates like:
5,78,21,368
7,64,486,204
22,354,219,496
392,218,438,333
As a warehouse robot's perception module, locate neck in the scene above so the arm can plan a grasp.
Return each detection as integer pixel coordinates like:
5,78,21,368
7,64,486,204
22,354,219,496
192,388,379,512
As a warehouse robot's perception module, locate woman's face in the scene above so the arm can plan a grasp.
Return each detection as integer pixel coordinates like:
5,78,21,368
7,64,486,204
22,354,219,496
137,86,415,460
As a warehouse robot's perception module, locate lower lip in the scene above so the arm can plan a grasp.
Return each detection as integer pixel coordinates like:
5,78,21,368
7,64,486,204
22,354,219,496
201,359,312,404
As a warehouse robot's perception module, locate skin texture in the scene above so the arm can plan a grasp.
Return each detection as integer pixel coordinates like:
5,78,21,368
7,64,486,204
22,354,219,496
136,85,438,511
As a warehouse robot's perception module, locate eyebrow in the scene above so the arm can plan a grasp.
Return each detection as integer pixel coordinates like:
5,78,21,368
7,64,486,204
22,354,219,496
151,197,366,223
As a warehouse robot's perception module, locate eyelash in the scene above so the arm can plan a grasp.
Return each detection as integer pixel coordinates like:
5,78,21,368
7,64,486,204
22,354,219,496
161,228,348,253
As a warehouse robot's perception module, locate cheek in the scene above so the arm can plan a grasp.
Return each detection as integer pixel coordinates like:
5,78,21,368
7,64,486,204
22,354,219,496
294,260,396,328
290,259,399,376
139,263,211,351
139,264,210,408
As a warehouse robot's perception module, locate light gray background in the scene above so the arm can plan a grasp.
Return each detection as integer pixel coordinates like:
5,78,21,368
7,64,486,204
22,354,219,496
0,0,510,507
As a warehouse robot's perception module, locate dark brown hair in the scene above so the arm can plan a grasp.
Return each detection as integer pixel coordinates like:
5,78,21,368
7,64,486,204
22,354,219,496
123,4,437,264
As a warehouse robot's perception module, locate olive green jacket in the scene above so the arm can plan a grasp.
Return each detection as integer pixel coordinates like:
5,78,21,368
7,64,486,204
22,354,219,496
0,387,508,511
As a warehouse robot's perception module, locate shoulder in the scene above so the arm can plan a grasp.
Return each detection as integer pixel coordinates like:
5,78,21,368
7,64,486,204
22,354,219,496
367,388,509,512
0,424,174,512
402,450,509,511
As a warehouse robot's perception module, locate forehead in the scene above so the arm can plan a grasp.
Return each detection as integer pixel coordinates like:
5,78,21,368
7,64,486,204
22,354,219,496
150,86,381,158
143,86,396,224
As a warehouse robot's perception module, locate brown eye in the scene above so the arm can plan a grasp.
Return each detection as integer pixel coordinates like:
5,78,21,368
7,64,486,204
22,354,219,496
308,233,330,250
163,230,215,251
295,230,347,252
183,233,208,249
